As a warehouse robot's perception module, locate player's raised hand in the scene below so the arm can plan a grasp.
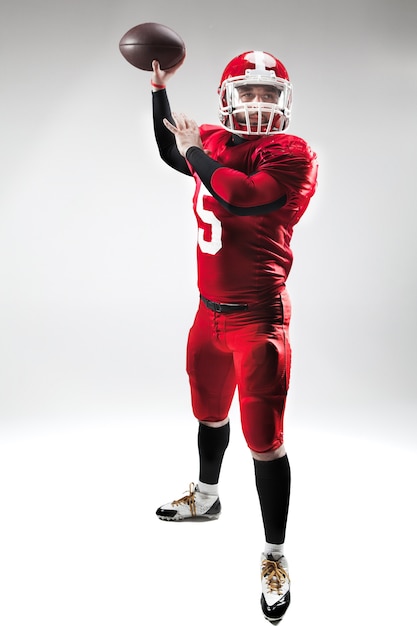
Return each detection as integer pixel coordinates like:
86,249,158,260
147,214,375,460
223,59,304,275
151,59,184,90
163,112,204,157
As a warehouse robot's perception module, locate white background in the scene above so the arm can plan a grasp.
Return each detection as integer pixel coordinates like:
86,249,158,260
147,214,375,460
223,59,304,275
1,0,416,624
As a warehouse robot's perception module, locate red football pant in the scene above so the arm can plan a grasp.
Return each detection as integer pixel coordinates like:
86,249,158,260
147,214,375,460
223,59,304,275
186,290,292,454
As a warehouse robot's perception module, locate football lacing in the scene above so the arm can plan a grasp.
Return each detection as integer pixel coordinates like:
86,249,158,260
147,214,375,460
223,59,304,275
261,557,290,594
171,482,197,517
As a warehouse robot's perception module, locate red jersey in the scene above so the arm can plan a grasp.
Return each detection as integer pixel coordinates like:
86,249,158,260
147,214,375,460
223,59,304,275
188,125,318,305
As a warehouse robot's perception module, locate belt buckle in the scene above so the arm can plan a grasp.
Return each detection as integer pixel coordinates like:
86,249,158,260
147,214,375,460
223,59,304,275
214,302,223,313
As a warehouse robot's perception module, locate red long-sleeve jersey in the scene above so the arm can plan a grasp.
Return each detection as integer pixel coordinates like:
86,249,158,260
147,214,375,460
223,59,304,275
186,125,318,305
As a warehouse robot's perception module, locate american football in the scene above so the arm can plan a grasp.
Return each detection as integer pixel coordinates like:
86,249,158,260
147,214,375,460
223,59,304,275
119,22,186,71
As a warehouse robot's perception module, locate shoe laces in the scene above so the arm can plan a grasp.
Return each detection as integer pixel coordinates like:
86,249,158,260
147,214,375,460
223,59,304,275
261,556,290,594
172,483,197,517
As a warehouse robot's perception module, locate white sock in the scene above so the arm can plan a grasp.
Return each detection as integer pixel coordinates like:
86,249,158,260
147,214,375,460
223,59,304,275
264,542,285,558
197,481,218,496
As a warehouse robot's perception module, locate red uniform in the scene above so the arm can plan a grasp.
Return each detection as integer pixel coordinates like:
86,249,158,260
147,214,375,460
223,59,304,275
183,126,317,453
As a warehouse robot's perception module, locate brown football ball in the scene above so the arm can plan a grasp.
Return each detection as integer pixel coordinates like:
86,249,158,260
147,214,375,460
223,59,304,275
119,22,186,71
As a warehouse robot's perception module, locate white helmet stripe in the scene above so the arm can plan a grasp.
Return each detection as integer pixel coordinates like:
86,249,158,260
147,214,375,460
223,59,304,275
253,50,266,72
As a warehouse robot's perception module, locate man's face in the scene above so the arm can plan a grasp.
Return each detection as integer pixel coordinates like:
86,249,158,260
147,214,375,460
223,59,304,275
234,84,280,126
236,84,280,104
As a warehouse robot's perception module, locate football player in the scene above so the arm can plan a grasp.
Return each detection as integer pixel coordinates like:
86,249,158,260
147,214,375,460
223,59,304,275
149,50,318,623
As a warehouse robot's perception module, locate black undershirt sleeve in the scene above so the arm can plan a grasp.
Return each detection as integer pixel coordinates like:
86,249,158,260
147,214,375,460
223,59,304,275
185,146,287,216
185,146,223,186
152,90,192,176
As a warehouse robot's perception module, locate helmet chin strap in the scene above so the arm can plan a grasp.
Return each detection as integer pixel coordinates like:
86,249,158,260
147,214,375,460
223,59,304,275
230,118,279,137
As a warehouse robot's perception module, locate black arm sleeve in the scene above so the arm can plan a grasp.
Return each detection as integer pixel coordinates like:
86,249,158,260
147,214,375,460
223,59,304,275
185,146,287,216
152,90,192,176
185,145,223,183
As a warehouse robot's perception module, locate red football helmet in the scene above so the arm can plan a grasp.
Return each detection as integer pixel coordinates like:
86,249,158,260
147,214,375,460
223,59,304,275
218,51,292,135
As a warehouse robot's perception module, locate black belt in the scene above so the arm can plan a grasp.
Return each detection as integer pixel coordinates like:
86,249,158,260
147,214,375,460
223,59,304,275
200,294,248,314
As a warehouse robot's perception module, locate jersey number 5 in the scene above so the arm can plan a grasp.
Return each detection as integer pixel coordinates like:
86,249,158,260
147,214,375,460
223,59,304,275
196,183,222,255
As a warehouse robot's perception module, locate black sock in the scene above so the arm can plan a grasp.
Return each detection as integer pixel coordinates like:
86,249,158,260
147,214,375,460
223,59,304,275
198,421,230,484
254,455,291,545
